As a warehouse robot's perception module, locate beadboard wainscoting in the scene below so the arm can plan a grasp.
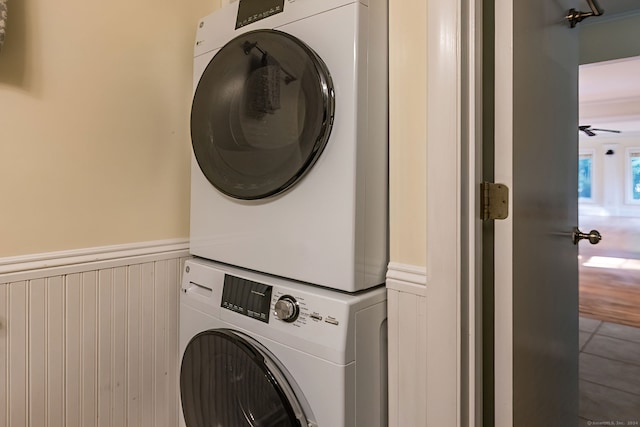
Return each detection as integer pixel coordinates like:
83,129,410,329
0,241,190,427
386,262,428,427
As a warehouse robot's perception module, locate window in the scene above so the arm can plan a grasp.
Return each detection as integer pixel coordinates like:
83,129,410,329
627,149,640,204
578,151,594,201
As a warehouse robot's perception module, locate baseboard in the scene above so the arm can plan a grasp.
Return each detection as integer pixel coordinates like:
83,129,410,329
386,262,428,296
0,239,190,282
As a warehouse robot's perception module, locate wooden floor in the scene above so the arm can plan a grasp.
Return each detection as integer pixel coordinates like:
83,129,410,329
579,216,640,328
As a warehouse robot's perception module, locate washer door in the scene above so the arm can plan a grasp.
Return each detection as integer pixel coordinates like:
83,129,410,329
191,29,335,200
180,329,312,427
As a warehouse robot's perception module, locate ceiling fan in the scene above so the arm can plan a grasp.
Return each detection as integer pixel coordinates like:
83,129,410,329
579,125,621,137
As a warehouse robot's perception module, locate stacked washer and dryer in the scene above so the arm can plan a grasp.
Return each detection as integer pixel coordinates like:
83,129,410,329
180,0,389,425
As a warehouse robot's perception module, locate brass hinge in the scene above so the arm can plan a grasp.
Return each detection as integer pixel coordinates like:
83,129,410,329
481,182,509,221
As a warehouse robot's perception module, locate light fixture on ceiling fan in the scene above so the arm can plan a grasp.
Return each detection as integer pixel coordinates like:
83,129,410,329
579,125,621,136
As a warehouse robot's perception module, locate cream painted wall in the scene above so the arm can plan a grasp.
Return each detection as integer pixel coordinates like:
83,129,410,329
0,0,426,266
388,0,427,267
0,0,217,257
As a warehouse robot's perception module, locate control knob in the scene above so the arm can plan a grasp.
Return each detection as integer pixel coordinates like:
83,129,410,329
273,295,299,322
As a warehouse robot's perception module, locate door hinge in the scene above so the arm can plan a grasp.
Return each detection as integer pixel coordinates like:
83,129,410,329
481,182,509,221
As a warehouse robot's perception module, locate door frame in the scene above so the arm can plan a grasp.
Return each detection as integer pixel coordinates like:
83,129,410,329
423,0,483,425
403,0,581,424
492,0,514,423
386,0,483,424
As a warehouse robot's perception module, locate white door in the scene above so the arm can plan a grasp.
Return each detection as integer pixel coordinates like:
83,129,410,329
493,0,582,424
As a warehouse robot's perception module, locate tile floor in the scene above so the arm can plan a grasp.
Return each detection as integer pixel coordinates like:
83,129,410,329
579,316,640,426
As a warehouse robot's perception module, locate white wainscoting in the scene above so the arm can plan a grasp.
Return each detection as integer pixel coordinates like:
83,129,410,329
0,241,190,427
386,262,428,427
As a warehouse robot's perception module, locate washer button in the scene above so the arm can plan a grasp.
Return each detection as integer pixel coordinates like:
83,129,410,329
325,317,339,326
310,313,322,321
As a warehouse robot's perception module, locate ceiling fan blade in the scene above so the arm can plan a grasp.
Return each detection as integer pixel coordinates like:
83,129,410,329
590,128,621,134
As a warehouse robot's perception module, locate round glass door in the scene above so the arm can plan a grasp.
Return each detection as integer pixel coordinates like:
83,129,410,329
180,329,309,427
191,29,335,200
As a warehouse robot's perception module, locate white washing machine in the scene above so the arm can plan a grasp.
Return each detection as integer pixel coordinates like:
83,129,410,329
179,258,388,427
189,0,388,292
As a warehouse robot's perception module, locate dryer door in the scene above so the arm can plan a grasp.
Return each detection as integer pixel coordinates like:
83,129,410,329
191,29,335,200
180,329,314,427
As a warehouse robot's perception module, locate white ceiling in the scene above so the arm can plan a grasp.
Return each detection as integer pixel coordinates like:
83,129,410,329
579,55,640,134
580,56,640,103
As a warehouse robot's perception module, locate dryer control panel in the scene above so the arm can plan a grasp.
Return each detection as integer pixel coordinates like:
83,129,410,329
235,0,284,29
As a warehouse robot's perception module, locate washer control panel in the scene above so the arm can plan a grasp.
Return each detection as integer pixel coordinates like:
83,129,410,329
220,274,360,334
220,274,346,329
184,260,387,367
271,288,345,330
221,274,273,323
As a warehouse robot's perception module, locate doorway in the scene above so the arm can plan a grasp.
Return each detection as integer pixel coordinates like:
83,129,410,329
578,56,640,423
482,0,640,424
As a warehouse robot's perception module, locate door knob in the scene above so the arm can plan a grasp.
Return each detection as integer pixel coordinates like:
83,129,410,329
572,227,602,245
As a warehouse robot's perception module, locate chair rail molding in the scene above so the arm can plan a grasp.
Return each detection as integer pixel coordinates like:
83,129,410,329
0,239,189,283
386,262,428,296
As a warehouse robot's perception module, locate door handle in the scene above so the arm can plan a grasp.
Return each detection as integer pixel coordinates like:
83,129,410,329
566,0,604,28
572,227,602,245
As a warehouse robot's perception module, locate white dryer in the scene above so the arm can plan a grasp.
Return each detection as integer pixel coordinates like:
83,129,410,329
189,0,388,292
179,258,388,427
